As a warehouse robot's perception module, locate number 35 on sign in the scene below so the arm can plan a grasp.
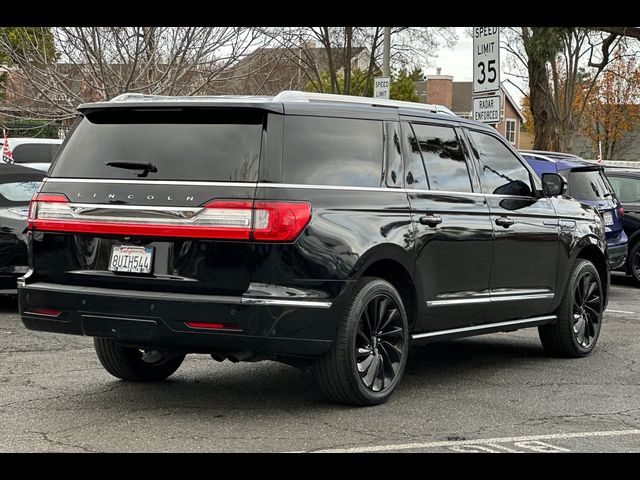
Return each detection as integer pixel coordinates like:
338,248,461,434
473,27,500,94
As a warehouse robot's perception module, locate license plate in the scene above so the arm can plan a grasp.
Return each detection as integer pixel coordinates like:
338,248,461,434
602,211,614,226
109,246,154,274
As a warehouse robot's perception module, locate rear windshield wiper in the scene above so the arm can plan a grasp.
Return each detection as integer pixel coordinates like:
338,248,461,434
105,161,158,177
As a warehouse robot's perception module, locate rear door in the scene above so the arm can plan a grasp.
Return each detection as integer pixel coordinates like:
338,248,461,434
32,107,266,296
464,128,559,321
402,119,494,331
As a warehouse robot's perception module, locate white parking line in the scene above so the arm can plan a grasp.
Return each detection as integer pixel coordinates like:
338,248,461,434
607,309,637,315
305,429,640,453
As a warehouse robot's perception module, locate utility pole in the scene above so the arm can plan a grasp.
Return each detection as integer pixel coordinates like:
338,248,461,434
383,27,390,77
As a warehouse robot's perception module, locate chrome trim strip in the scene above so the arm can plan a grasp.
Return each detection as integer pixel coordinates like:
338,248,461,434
69,203,202,212
45,178,255,188
258,183,395,192
427,292,554,307
241,298,332,308
411,315,557,340
21,282,332,308
491,293,554,302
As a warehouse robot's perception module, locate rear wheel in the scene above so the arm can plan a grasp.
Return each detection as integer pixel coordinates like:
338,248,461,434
316,277,409,406
94,338,185,381
627,241,640,286
538,259,603,357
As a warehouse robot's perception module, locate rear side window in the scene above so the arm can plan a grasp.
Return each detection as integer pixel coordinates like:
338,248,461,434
608,175,640,203
50,110,264,182
12,143,60,163
411,123,472,192
282,116,383,187
566,170,612,200
467,130,533,196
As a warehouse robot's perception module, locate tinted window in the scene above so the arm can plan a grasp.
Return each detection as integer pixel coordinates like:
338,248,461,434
51,110,263,182
385,122,403,188
411,123,472,192
567,170,612,200
13,143,59,163
608,175,640,203
402,122,428,188
0,181,41,203
467,130,533,196
283,116,383,187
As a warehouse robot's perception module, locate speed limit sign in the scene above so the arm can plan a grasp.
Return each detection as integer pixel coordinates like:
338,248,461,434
473,27,500,94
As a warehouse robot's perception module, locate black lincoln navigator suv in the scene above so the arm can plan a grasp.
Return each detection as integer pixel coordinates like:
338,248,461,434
20,91,609,406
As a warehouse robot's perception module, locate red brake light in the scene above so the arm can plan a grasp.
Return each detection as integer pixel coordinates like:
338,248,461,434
28,195,311,242
24,307,62,317
618,207,624,217
185,322,242,331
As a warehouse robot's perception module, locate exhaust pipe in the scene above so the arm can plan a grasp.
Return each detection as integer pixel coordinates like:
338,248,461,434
210,352,228,362
227,350,255,363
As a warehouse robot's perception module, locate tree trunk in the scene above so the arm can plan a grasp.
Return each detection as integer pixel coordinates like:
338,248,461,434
523,28,559,151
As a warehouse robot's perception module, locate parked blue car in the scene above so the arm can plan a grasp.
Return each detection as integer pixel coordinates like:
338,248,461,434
521,150,627,270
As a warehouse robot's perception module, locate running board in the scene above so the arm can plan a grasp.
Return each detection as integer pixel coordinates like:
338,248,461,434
410,315,557,344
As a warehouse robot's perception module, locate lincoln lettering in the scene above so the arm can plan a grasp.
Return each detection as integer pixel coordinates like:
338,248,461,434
75,193,195,202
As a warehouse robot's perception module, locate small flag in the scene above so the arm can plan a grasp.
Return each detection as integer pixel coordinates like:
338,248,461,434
597,140,603,164
2,130,13,165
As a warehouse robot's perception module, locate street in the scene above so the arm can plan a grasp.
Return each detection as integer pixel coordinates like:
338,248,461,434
1,274,639,453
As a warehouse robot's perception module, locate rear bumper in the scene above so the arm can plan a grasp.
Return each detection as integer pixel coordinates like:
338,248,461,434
19,282,341,357
607,243,627,270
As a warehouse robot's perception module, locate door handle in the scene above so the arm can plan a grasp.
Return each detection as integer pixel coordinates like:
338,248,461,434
495,217,515,228
419,214,443,227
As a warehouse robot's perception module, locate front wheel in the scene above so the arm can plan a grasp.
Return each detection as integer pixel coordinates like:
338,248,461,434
538,259,603,357
316,277,409,406
94,338,185,381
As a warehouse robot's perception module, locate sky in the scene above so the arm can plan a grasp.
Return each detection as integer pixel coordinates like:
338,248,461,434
425,27,525,107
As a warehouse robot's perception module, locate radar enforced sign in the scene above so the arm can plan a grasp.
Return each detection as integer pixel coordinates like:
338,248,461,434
473,27,500,94
473,95,501,124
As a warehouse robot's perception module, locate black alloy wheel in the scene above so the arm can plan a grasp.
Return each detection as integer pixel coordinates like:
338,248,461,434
571,269,602,349
316,277,409,406
539,259,603,357
629,242,640,285
356,294,406,393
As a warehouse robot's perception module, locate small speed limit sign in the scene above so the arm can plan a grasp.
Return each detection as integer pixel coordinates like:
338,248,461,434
473,27,500,94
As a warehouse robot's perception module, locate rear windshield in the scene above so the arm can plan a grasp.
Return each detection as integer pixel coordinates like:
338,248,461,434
567,170,612,200
0,181,41,204
50,109,264,182
13,143,60,163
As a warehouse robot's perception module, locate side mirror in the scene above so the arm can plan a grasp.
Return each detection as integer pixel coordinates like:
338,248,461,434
542,173,567,197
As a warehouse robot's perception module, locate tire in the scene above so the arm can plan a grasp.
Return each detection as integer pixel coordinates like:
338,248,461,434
94,338,185,381
627,241,640,286
538,259,603,357
316,277,409,406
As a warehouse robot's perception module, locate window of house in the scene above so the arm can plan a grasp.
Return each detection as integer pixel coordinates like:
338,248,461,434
505,119,516,144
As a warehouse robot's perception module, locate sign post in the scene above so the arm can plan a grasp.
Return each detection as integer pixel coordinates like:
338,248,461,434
374,77,390,100
472,27,500,124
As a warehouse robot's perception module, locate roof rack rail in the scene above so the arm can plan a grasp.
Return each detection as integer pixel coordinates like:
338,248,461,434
273,90,456,116
108,93,274,103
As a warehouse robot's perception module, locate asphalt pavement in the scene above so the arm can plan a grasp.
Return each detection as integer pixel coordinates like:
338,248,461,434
1,273,639,453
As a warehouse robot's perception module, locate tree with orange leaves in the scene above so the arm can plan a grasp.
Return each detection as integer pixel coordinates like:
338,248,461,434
577,47,640,160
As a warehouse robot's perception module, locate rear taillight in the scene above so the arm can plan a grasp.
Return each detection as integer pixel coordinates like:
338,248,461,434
618,206,624,217
27,195,311,242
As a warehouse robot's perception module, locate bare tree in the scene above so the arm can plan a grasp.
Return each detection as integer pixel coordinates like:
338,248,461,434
250,27,457,96
0,27,270,122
